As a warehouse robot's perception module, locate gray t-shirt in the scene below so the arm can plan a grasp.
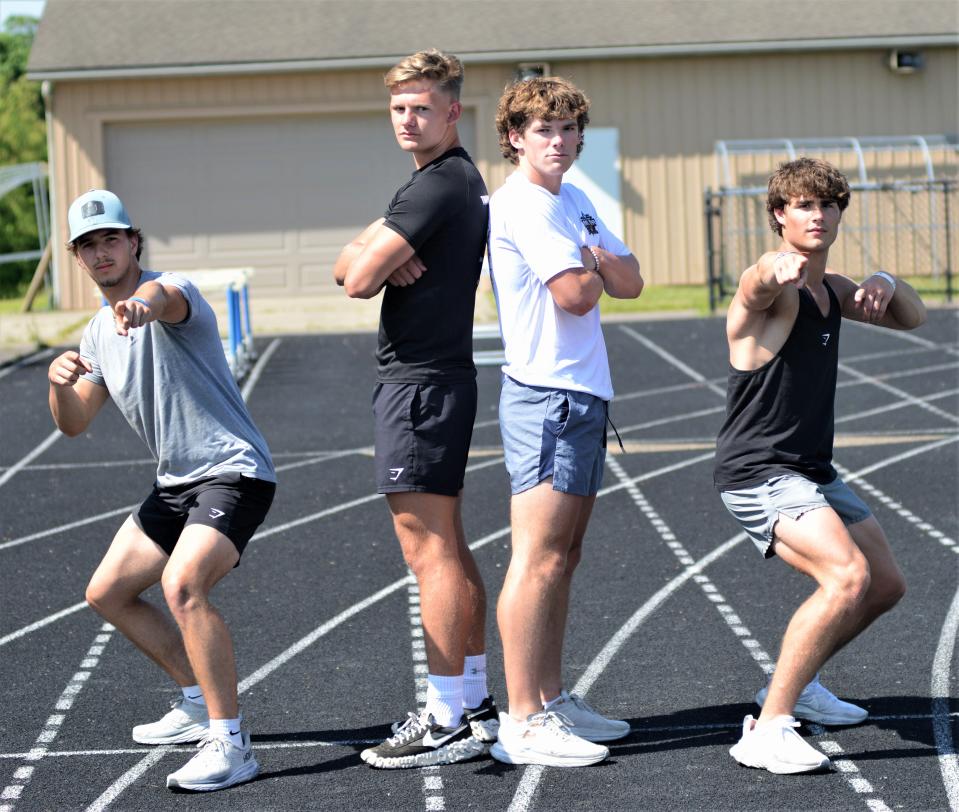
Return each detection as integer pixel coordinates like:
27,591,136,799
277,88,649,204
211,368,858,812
79,271,275,488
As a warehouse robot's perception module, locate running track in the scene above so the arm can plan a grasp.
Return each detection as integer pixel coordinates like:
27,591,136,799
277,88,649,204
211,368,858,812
0,310,957,811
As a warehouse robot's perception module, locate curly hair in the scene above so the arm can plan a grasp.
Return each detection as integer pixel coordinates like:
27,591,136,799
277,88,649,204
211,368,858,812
495,77,591,165
384,49,464,100
766,157,851,235
68,227,144,260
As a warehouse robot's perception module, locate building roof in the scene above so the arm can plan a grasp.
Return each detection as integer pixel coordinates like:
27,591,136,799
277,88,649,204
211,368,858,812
29,0,959,80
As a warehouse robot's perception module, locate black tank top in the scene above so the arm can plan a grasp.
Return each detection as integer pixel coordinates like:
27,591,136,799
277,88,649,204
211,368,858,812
713,280,841,490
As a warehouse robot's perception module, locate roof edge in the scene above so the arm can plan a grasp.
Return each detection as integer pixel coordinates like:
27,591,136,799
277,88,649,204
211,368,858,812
28,34,958,82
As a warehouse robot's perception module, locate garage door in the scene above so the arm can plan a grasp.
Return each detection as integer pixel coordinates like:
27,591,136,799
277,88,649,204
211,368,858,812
104,111,477,293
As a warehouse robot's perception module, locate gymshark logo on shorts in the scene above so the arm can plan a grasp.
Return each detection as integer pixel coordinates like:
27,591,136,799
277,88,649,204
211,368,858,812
389,467,404,481
209,507,226,519
821,333,831,347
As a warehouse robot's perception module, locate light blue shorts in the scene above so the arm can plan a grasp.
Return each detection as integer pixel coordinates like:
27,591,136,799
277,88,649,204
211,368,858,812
499,375,607,496
720,473,872,558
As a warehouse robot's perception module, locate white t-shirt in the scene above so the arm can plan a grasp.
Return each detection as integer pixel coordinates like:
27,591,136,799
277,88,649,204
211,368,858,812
488,171,630,400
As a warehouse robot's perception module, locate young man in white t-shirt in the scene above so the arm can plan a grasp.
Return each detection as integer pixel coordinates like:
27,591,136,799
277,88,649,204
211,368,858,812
487,77,644,766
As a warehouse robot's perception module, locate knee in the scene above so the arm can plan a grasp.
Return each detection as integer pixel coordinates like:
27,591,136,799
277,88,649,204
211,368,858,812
85,577,128,620
564,542,583,576
161,570,204,618
526,549,571,585
825,559,871,609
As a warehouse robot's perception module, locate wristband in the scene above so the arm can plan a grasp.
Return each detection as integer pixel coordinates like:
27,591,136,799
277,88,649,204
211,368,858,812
871,271,897,293
587,246,601,272
775,251,795,261
128,296,152,308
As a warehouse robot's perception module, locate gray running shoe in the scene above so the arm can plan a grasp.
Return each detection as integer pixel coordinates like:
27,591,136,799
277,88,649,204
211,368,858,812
756,675,868,726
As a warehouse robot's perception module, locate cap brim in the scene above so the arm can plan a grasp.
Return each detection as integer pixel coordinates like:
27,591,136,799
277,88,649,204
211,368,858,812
68,221,132,243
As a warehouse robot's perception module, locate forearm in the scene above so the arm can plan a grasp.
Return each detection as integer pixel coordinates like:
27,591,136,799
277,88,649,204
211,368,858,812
739,252,788,310
334,218,386,290
48,385,90,436
882,275,927,330
594,248,643,299
548,267,605,316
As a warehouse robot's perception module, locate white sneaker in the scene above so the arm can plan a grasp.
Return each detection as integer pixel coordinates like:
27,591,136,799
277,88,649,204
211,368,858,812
548,690,631,742
132,697,209,744
729,715,830,774
756,675,868,726
490,711,609,767
166,731,259,791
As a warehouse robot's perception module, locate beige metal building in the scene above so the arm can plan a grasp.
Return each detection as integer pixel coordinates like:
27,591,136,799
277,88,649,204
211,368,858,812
27,0,959,309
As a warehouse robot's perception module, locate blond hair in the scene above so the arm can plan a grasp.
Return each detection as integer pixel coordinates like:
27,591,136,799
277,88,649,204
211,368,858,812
384,49,464,99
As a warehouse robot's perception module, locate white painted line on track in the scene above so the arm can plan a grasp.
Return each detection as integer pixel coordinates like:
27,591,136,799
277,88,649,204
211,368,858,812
840,436,959,482
0,505,135,553
845,319,959,356
618,324,726,397
836,388,959,425
932,583,959,812
0,623,113,812
0,349,54,382
838,362,959,426
0,429,61,491
0,601,88,648
240,338,281,402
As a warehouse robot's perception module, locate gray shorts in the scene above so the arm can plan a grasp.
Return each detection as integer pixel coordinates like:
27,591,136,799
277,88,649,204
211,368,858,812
499,375,607,496
720,473,872,558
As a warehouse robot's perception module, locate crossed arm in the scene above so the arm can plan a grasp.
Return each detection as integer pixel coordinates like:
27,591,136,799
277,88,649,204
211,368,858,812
547,245,643,316
333,219,425,298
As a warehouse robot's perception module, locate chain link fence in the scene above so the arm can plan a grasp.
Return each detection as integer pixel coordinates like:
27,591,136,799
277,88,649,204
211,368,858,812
706,179,956,311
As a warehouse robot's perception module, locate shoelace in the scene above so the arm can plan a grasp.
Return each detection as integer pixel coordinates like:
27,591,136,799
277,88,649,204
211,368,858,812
566,693,599,715
527,711,575,740
387,712,431,746
192,733,231,760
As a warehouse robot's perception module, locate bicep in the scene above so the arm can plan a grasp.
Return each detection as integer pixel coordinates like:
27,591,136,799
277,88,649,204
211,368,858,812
344,224,416,297
75,377,110,418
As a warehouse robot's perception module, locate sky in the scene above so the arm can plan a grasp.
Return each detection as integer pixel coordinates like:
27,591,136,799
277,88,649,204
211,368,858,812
0,0,45,30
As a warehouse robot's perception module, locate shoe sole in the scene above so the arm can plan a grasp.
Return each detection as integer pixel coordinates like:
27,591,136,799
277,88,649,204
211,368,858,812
571,725,632,743
490,741,608,768
729,745,830,775
360,737,487,769
166,760,259,791
133,723,209,745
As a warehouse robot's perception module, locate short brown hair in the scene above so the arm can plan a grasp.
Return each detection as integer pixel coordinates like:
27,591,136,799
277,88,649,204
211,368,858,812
68,227,144,260
495,77,591,165
384,49,464,99
766,157,851,235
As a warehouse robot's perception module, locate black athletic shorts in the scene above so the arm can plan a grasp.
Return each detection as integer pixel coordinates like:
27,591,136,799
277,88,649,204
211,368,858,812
133,473,275,561
372,380,477,496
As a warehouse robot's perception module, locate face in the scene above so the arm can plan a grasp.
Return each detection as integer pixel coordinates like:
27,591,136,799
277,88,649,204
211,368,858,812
389,80,460,164
775,195,842,253
510,117,581,191
74,229,138,288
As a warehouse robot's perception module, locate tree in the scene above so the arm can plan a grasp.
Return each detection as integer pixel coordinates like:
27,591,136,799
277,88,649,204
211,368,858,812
0,15,46,297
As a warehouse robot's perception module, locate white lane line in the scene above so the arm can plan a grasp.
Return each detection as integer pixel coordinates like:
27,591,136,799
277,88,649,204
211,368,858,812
0,349,54,382
0,430,61,491
240,338,281,402
839,362,959,426
0,506,136,553
618,324,726,397
841,436,959,483
932,584,959,812
836,388,959,425
0,602,89,648
845,319,959,356
0,624,113,812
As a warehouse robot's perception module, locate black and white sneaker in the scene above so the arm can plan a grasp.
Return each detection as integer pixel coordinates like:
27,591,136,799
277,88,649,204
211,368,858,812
464,695,500,742
361,712,486,769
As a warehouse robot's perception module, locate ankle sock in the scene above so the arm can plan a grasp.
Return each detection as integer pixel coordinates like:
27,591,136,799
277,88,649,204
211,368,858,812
463,654,488,709
208,717,243,748
425,673,464,727
181,685,206,706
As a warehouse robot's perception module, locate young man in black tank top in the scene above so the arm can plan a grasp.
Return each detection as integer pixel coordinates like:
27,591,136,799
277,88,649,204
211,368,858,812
714,158,926,773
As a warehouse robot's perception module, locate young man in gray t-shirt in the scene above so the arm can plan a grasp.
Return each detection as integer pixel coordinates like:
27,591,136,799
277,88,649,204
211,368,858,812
47,189,276,793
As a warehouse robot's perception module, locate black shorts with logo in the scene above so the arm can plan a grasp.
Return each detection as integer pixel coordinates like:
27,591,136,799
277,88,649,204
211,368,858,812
372,381,477,496
133,473,275,560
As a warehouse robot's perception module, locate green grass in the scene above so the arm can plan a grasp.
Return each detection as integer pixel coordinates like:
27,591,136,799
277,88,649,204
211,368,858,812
600,284,712,316
0,288,50,313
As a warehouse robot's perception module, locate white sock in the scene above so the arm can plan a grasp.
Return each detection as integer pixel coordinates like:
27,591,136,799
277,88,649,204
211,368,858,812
425,673,464,728
181,685,206,706
463,654,488,709
208,717,243,748
543,692,565,710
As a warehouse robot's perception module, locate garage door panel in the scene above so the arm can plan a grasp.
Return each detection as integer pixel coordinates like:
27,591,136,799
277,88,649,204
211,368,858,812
104,112,431,293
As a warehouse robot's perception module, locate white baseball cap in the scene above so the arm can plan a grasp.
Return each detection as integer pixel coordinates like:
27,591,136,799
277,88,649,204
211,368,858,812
67,189,132,242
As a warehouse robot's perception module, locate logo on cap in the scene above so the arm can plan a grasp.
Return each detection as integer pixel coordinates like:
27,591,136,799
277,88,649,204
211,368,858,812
81,201,106,219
